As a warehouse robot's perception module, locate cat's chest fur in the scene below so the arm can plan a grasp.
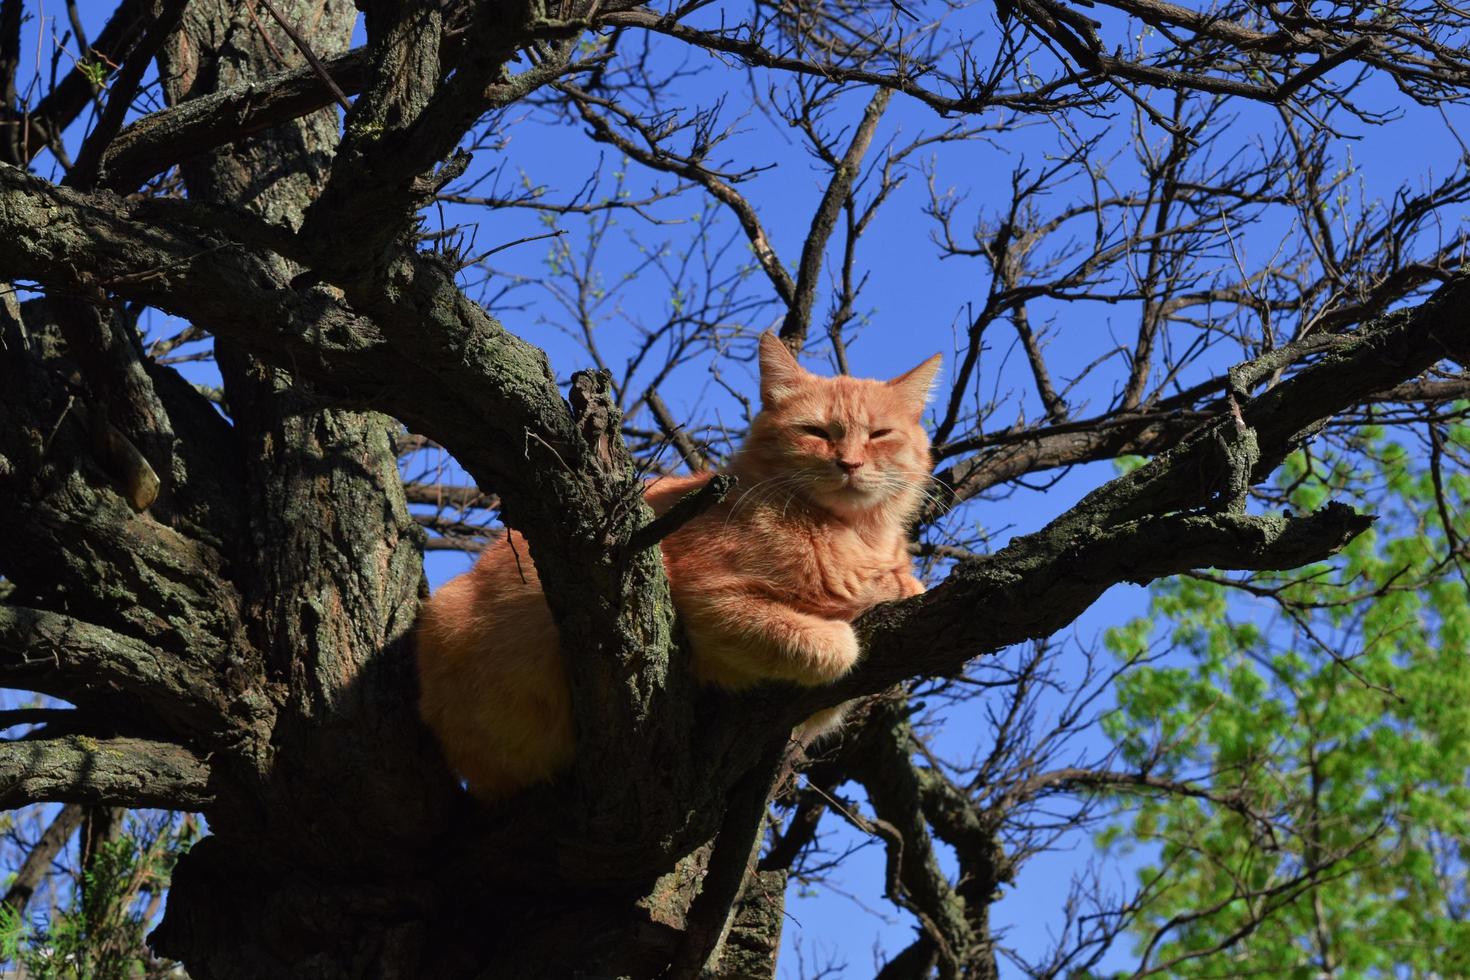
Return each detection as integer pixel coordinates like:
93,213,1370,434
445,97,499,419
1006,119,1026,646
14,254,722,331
646,469,914,619
802,524,908,615
721,502,907,617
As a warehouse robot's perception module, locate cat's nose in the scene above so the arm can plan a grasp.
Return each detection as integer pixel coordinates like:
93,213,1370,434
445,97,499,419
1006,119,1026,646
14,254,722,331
836,458,864,473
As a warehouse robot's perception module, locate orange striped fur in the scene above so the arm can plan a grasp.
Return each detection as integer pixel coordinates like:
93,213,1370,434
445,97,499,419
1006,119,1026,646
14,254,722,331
416,332,940,799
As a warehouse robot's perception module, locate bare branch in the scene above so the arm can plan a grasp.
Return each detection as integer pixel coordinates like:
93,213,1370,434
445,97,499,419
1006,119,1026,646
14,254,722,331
99,47,369,193
67,0,191,191
780,88,891,352
3,802,82,912
0,606,230,738
0,0,151,168
0,735,214,810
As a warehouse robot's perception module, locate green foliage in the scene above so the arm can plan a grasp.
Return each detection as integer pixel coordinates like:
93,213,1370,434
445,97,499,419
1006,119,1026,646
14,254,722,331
75,59,110,89
1101,418,1470,976
3,813,195,979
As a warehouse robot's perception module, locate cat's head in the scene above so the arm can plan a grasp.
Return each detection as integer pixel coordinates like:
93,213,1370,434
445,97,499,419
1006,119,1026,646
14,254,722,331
742,331,940,517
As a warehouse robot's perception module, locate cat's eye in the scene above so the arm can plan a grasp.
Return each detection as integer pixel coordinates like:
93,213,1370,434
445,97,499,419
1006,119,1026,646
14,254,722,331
870,428,893,439
800,425,832,440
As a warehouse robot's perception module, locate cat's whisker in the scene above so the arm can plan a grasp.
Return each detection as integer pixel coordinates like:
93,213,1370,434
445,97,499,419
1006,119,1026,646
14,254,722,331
725,473,796,516
906,482,946,506
776,473,823,520
723,472,816,527
417,330,943,800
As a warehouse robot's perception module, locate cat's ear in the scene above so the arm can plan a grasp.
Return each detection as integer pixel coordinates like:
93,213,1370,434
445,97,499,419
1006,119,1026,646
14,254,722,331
758,330,809,406
887,354,942,418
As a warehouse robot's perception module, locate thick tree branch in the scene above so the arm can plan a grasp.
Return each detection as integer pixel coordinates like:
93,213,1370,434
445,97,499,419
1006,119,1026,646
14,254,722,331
0,310,252,695
98,47,370,194
0,171,678,760
931,366,1470,518
1,151,686,860
915,764,1009,957
930,411,1204,518
0,606,233,739
700,279,1470,773
299,2,551,277
874,283,1470,684
845,505,1372,700
852,708,980,979
0,735,214,810
66,0,191,190
0,165,586,535
668,748,786,979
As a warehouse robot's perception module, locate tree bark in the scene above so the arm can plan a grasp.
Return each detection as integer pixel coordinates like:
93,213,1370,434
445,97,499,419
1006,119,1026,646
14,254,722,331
134,2,454,975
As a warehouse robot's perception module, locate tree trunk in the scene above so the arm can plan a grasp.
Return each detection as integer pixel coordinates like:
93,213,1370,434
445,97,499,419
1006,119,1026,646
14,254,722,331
132,7,762,975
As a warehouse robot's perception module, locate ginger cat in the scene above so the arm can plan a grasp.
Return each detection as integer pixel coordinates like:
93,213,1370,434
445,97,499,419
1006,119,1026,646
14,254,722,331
416,332,940,800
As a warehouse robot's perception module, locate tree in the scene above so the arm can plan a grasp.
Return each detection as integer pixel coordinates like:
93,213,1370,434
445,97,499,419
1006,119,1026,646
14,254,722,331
0,809,193,979
0,0,1467,976
1096,422,1470,977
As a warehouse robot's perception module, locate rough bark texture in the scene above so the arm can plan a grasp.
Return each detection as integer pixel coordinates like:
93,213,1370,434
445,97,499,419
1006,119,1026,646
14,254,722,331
0,0,1467,977
140,3,451,975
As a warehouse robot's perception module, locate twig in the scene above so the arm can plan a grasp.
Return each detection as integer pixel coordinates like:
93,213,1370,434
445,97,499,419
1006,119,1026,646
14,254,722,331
626,474,734,553
464,229,567,265
257,0,351,112
66,0,191,190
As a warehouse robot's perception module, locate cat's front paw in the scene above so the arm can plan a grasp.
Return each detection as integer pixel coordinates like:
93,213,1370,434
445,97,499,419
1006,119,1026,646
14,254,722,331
897,572,925,598
790,620,859,685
